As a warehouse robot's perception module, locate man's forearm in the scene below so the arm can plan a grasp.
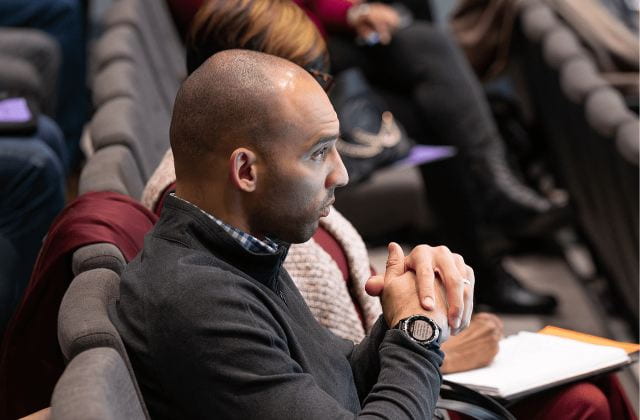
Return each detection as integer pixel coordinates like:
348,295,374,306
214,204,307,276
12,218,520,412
349,315,444,419
348,316,388,400
360,329,444,418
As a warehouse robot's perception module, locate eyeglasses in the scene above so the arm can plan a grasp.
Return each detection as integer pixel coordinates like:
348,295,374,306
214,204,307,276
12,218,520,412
306,68,334,92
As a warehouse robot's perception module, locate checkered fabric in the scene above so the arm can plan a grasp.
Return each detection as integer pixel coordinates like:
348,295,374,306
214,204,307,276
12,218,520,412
170,193,279,254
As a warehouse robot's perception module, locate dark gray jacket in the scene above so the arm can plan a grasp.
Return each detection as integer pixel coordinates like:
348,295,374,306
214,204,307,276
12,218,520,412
116,195,443,419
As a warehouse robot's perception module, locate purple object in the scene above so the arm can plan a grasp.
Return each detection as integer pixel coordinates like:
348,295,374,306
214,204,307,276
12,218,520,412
394,145,457,168
0,98,32,123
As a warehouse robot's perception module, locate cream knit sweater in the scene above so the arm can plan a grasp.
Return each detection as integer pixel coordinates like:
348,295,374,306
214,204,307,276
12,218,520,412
142,149,383,343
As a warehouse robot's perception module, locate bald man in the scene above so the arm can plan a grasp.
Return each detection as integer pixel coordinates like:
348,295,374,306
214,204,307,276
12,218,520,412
116,50,474,419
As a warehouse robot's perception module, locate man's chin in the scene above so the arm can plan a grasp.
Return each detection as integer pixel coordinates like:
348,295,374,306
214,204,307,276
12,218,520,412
282,220,320,244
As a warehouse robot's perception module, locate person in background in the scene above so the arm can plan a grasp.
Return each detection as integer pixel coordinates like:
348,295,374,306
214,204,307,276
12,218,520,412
147,1,635,418
0,0,88,166
0,116,66,335
167,0,560,314
0,27,68,335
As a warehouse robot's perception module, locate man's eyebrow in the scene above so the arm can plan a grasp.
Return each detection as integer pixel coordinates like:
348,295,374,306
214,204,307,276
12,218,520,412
311,134,339,148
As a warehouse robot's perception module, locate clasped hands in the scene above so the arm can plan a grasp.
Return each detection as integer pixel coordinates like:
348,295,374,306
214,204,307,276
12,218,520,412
365,243,475,341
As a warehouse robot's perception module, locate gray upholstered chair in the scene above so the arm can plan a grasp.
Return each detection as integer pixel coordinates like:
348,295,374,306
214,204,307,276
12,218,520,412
542,27,586,70
57,268,150,418
51,347,146,420
71,243,127,277
87,0,182,185
79,145,146,199
89,95,170,181
0,28,60,115
101,0,185,111
91,31,152,109
516,0,639,322
520,1,560,43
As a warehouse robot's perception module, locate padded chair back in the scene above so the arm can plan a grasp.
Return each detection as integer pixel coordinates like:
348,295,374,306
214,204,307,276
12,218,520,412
79,145,145,199
89,95,170,182
51,348,146,420
88,0,182,184
57,268,150,418
517,0,639,322
91,27,163,113
101,0,185,110
72,243,127,277
58,269,123,363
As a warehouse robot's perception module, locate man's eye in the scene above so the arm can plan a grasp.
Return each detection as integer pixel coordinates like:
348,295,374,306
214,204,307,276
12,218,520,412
312,146,329,161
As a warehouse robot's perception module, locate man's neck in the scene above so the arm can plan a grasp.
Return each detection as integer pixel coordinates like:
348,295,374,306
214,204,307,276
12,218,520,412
174,184,256,238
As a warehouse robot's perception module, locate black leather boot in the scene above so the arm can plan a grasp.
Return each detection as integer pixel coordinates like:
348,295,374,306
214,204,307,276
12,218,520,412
475,262,558,314
468,137,569,236
381,23,569,235
419,158,559,315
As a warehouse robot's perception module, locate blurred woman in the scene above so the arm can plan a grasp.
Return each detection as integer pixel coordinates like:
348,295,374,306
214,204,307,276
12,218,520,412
171,0,563,315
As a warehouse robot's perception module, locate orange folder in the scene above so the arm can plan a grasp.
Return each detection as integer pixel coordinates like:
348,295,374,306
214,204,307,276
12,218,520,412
538,326,640,355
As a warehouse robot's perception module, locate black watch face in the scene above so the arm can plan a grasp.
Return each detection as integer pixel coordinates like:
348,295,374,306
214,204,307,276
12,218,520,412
409,319,434,342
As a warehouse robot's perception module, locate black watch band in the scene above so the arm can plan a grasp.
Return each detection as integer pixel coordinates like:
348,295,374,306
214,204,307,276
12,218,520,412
393,315,441,347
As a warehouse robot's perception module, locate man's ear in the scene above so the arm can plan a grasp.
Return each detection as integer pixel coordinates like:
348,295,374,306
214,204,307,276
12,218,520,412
229,148,258,192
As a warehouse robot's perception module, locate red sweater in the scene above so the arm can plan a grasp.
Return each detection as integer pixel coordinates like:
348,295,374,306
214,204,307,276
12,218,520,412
0,192,158,419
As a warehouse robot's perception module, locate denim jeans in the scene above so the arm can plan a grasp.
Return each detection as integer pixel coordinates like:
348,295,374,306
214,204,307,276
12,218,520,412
0,117,66,334
0,0,87,166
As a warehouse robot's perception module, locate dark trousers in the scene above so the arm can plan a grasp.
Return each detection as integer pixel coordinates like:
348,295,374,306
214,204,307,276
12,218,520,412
0,116,66,334
328,22,500,271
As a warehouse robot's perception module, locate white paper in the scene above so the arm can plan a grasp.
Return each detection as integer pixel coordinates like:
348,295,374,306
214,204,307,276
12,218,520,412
443,331,630,398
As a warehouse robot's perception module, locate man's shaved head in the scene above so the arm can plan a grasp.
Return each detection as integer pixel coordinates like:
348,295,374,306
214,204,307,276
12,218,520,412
170,48,347,243
170,49,305,180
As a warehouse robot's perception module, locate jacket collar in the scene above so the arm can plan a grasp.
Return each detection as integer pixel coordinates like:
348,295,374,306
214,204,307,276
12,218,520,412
156,195,290,290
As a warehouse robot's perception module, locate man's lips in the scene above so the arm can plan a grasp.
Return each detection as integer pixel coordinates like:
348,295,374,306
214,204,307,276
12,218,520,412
320,198,335,217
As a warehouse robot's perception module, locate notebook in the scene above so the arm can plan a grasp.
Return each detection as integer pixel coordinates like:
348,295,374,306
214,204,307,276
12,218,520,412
443,330,636,400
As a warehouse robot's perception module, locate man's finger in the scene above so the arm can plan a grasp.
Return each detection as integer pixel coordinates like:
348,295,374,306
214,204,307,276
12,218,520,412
384,242,406,280
365,275,384,296
456,265,475,334
405,247,435,310
431,247,466,329
453,286,473,335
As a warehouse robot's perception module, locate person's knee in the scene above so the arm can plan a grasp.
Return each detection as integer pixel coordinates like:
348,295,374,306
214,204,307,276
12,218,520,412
389,21,467,84
558,382,611,420
0,139,65,216
393,21,456,57
36,116,68,170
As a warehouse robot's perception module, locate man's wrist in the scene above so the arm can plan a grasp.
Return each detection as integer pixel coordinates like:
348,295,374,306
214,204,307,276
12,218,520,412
392,315,442,347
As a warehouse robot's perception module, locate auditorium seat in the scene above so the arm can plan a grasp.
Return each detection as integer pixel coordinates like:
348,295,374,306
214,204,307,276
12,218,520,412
51,347,147,420
79,145,145,199
516,0,639,323
57,267,149,418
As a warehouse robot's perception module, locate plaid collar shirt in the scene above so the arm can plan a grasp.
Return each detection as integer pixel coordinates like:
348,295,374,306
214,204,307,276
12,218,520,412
170,193,279,254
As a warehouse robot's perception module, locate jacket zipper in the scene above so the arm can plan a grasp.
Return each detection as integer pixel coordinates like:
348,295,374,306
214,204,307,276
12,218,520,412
278,288,287,305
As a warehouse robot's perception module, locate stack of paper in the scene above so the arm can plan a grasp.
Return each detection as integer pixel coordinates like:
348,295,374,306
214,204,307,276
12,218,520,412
443,331,634,400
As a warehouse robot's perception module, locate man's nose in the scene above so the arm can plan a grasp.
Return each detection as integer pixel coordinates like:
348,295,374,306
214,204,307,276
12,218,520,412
326,147,349,189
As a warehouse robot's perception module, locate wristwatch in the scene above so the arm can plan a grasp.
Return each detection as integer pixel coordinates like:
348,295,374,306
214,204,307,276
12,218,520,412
393,315,441,347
